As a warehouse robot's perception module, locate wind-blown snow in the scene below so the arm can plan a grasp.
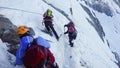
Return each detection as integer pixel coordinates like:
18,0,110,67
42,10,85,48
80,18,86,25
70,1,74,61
0,0,120,68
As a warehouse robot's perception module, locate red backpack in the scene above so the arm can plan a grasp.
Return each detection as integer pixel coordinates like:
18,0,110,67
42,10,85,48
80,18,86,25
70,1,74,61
23,39,59,68
68,26,75,32
23,39,47,68
68,25,77,39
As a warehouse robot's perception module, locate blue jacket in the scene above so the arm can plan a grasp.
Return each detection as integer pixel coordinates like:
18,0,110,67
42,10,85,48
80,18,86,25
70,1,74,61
16,36,50,65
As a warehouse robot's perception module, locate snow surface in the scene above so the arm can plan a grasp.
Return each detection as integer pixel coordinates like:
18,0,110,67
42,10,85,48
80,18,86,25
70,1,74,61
0,0,120,68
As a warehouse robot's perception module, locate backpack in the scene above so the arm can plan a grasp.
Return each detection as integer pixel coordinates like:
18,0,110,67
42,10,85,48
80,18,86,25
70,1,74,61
23,39,47,68
68,26,75,32
68,25,77,39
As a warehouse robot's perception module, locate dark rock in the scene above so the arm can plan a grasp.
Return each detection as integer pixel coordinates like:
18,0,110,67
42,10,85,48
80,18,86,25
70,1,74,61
0,15,19,55
113,0,120,8
112,52,120,68
84,0,113,17
0,16,19,44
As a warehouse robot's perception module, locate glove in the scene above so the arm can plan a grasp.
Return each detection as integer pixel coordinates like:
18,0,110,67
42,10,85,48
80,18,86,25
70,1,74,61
64,25,67,27
54,63,59,68
56,64,59,68
64,32,67,34
53,62,59,68
15,65,24,68
52,24,54,26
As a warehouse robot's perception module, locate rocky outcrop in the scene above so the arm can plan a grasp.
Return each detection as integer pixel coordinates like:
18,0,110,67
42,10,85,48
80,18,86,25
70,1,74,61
84,0,114,17
0,15,19,55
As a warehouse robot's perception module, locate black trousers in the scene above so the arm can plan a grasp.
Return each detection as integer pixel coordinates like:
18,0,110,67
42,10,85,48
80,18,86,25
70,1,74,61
44,22,59,40
68,33,74,45
44,22,53,32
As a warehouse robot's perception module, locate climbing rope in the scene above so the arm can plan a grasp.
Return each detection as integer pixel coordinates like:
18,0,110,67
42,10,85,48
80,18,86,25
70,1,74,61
69,0,75,21
0,7,42,15
70,0,73,16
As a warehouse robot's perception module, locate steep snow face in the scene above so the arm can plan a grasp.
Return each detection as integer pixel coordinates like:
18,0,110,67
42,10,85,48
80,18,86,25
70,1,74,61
83,0,120,55
81,0,120,65
0,0,119,68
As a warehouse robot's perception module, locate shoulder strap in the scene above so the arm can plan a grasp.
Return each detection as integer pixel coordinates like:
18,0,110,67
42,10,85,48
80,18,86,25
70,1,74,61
26,38,36,50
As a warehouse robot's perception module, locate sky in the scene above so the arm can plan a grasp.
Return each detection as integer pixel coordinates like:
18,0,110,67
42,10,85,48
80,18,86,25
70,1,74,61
0,0,120,68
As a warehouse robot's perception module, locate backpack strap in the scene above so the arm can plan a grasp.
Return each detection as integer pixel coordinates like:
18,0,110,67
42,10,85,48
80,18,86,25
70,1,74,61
26,38,36,51
33,38,48,63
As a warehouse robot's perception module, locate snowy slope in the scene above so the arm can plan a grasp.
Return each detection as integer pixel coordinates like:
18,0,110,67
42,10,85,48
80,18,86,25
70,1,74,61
83,0,120,57
0,0,120,68
0,39,15,68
